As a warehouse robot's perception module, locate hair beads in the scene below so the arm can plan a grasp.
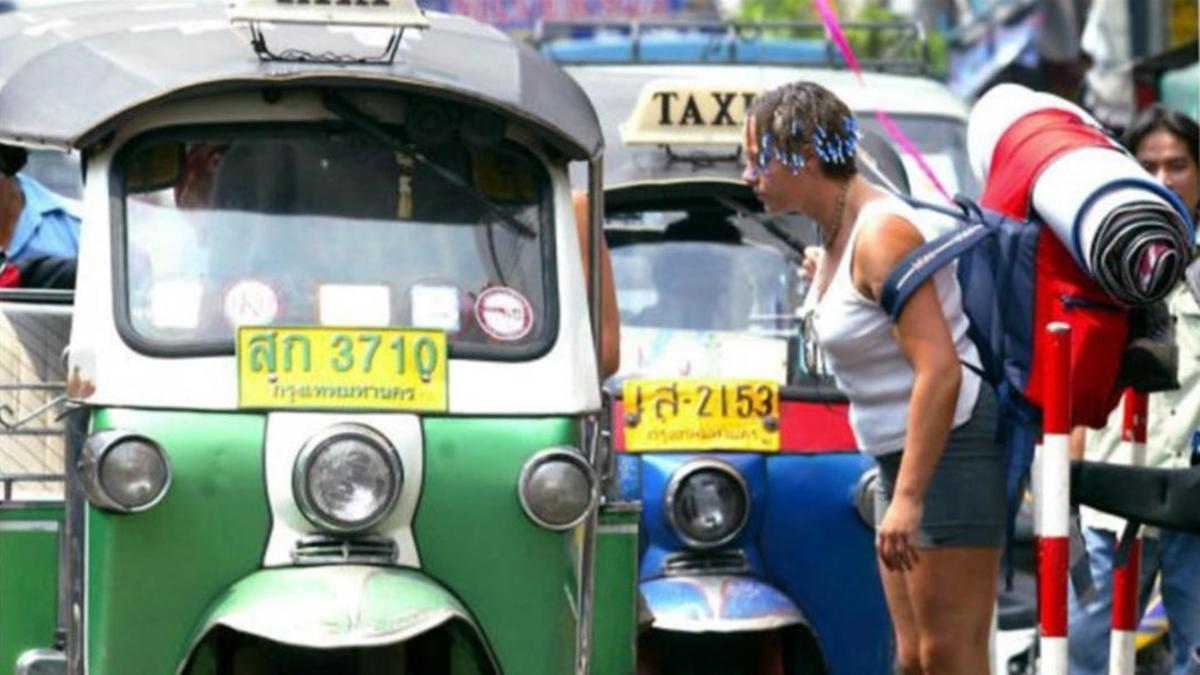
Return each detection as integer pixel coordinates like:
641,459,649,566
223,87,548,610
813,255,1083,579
755,114,858,175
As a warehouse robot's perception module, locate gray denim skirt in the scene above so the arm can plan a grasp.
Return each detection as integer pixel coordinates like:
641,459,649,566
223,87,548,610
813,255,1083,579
874,384,1005,548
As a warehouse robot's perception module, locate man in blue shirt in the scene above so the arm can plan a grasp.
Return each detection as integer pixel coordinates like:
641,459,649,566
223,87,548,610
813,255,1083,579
0,144,80,264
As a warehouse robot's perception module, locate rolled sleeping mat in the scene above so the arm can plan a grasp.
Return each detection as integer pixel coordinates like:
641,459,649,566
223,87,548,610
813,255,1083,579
1032,147,1195,306
967,83,1099,179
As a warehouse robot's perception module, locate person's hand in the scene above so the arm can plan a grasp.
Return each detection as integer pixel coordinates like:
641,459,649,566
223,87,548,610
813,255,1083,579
877,494,923,572
801,246,824,282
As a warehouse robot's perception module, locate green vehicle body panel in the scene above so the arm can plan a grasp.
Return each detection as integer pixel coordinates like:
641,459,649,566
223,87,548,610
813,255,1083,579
0,504,63,672
86,409,270,675
79,411,620,674
414,417,584,675
591,503,640,675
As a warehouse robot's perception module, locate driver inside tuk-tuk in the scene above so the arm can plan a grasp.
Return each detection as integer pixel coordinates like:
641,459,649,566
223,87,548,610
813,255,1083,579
629,213,746,331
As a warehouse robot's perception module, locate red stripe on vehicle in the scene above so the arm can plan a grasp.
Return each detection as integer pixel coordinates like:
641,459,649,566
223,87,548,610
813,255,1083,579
778,400,856,453
612,397,628,451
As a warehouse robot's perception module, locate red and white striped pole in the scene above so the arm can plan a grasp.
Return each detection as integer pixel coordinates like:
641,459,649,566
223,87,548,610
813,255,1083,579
1109,388,1147,675
1037,322,1072,675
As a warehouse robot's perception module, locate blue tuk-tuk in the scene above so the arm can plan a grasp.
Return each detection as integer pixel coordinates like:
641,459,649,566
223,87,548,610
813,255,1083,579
540,19,983,674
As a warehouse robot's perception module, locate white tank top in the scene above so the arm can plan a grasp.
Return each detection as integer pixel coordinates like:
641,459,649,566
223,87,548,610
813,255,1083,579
811,196,982,457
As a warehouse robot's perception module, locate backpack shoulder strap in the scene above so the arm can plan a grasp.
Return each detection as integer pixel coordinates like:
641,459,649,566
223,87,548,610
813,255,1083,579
879,195,995,321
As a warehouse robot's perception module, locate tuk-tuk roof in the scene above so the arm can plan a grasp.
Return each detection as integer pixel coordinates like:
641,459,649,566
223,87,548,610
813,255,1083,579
567,63,969,187
0,1,603,159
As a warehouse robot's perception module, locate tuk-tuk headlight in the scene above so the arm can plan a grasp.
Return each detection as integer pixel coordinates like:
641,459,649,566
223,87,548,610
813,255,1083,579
518,448,598,530
666,460,749,549
79,432,171,513
293,425,401,534
854,466,880,529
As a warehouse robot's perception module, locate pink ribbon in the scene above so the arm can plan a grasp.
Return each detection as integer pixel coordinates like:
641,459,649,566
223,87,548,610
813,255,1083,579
812,0,955,204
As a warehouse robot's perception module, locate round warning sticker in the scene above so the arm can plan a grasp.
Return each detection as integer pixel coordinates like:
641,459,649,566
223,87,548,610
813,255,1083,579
475,287,533,341
224,279,280,327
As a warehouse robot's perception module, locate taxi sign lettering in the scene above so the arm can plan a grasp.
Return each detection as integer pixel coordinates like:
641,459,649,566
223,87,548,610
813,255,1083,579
650,91,757,128
621,80,763,146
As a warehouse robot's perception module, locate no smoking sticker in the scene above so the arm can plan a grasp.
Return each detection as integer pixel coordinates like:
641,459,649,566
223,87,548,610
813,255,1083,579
474,287,533,341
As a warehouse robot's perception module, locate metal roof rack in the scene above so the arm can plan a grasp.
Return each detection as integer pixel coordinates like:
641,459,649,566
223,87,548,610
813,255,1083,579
532,18,930,74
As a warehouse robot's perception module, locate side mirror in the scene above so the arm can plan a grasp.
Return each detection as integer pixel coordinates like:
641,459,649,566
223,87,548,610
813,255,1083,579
124,142,183,194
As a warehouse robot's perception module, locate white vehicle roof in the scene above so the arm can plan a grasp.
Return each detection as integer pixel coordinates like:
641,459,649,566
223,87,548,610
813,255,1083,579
569,64,969,121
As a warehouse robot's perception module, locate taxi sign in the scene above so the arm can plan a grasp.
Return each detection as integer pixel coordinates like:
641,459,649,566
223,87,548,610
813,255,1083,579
622,378,780,452
237,327,447,412
228,0,430,28
619,79,763,147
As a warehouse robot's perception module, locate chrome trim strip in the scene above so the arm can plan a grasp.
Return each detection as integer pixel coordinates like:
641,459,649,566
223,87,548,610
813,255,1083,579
574,415,600,675
0,521,59,531
62,407,88,675
16,648,66,675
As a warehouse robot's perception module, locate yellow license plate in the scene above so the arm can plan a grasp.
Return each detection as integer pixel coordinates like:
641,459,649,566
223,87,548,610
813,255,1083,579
622,379,780,452
237,327,447,412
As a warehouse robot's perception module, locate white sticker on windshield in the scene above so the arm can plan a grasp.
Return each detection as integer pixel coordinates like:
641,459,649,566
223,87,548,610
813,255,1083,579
223,279,280,327
318,285,391,327
411,285,461,332
149,278,204,330
475,287,533,341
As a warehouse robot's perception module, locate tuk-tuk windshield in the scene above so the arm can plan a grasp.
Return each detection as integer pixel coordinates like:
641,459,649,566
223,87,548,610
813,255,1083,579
610,209,805,330
118,130,554,355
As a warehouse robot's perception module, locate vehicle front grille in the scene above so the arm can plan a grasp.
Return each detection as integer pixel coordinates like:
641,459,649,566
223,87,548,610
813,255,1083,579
291,535,398,566
662,549,750,576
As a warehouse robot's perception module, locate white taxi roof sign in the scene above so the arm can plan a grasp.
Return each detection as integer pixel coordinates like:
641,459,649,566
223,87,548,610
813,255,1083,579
228,0,429,28
619,79,764,147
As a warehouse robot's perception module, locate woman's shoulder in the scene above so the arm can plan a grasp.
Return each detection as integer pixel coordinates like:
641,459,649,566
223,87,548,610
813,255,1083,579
856,195,922,246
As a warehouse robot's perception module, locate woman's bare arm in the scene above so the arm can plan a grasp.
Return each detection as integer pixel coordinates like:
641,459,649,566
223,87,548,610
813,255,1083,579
854,212,963,571
573,191,621,379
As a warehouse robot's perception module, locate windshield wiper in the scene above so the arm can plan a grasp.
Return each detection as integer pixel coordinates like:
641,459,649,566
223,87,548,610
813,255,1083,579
323,93,536,239
715,196,808,258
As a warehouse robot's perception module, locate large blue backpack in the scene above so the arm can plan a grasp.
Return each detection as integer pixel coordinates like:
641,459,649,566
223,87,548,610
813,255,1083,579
878,195,1041,525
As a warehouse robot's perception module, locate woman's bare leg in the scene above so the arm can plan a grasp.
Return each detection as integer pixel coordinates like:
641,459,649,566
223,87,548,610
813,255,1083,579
906,546,1000,675
879,559,922,675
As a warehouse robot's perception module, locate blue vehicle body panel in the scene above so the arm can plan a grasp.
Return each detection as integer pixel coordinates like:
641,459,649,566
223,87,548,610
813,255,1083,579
762,453,892,674
632,449,891,674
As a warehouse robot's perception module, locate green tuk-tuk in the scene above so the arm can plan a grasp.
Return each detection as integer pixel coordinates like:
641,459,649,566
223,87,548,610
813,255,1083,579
0,1,637,673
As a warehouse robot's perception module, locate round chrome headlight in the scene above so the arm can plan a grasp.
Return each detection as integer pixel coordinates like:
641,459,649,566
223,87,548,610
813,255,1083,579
293,425,401,534
79,432,171,513
518,448,598,530
666,460,749,549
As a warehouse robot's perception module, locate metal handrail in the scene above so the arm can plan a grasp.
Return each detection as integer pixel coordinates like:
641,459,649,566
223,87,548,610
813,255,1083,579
0,473,66,501
532,18,929,73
